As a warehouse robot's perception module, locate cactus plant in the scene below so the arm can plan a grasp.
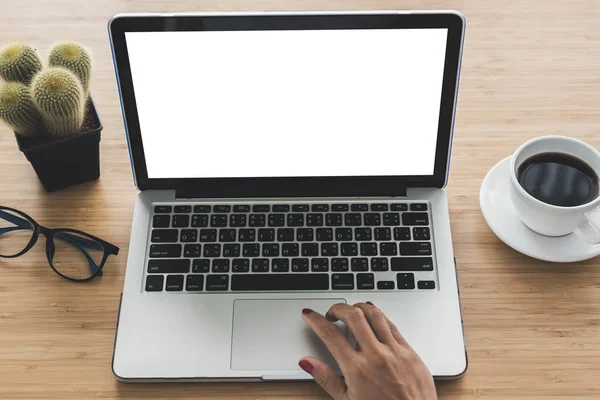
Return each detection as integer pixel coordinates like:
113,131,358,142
0,82,45,136
0,43,43,84
31,67,85,137
48,42,92,95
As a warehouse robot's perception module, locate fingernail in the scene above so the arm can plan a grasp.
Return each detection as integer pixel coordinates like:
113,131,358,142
366,301,374,306
299,360,314,374
302,308,313,315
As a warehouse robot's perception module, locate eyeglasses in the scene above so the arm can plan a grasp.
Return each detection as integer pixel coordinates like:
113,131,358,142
0,206,119,282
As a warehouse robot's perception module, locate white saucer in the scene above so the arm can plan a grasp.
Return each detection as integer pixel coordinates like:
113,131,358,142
480,157,600,262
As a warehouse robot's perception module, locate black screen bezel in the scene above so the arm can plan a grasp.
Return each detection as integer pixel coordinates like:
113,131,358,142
109,12,464,196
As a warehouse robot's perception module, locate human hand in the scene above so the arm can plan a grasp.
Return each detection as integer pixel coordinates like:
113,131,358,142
298,302,437,400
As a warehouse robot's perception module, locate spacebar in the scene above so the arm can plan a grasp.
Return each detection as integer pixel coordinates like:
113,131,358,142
231,274,330,291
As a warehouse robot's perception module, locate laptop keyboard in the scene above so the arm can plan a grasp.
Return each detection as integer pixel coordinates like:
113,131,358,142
144,202,437,292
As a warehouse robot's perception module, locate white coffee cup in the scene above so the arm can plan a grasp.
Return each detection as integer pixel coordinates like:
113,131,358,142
509,135,600,243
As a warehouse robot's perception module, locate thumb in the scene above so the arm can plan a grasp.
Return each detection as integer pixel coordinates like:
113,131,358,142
299,357,347,400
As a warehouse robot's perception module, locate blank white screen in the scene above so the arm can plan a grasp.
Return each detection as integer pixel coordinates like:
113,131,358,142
125,29,448,179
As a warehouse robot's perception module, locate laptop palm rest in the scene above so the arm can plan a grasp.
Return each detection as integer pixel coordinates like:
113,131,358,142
231,299,347,372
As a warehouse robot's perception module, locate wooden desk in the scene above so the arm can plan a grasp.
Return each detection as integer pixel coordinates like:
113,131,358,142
1,1,599,399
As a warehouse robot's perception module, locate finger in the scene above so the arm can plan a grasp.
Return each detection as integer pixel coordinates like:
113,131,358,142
353,302,395,344
325,303,380,351
299,356,348,400
377,305,409,347
302,308,355,363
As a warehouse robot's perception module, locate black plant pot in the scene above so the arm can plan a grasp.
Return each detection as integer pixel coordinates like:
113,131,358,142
15,98,102,192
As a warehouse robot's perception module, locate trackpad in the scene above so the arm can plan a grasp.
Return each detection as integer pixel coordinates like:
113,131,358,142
231,299,347,371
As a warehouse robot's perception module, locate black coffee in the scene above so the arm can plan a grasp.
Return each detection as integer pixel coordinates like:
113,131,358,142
517,152,599,207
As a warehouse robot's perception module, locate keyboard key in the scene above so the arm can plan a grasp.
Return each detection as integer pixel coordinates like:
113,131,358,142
242,244,260,257
380,242,398,256
316,228,334,242
400,242,432,256
287,214,304,227
233,205,251,213
174,205,191,214
371,258,389,271
357,273,375,290
377,281,395,290
355,228,372,241
148,259,190,274
331,258,349,271
311,258,329,272
206,274,229,291
223,243,241,257
335,228,353,241
191,214,209,227
210,214,228,227
230,214,247,227
291,258,309,272
344,213,362,226
194,205,211,213
151,229,178,243
238,229,256,242
203,244,221,257
268,214,285,227
219,229,236,242
292,204,309,212
391,257,434,271
351,204,369,211
184,244,201,257
232,259,250,273
397,273,416,289
390,203,408,211
321,243,338,256
332,273,354,290
166,275,184,291
212,259,230,273
360,243,378,256
413,227,431,241
363,213,381,226
341,242,358,256
374,227,391,241
180,229,197,243
371,204,388,211
312,204,329,212
145,275,164,291
297,228,314,242
186,275,204,291
301,243,319,256
262,243,279,257
351,258,369,271
272,258,290,272
231,273,329,291
282,243,299,256
307,213,324,226
332,204,349,211
249,214,266,227
199,229,217,242
410,203,428,211
393,227,411,241
154,205,171,213
325,213,343,226
418,280,436,289
273,204,290,212
149,244,181,258
192,259,210,273
252,204,270,212
277,228,294,242
214,205,231,213
172,214,190,228
153,215,170,228
402,212,429,226
383,213,400,226
258,228,275,242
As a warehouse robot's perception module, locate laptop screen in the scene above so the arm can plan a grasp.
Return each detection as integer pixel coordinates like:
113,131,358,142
125,28,448,180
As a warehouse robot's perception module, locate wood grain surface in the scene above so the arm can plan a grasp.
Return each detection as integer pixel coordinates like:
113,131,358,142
1,1,599,399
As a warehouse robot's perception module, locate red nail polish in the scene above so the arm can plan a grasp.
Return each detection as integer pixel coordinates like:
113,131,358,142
366,301,374,306
299,360,314,374
302,308,313,315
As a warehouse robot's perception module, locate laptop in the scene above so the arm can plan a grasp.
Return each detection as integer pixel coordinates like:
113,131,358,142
108,10,467,382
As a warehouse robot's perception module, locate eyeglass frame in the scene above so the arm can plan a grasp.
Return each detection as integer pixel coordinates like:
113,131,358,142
0,206,120,282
